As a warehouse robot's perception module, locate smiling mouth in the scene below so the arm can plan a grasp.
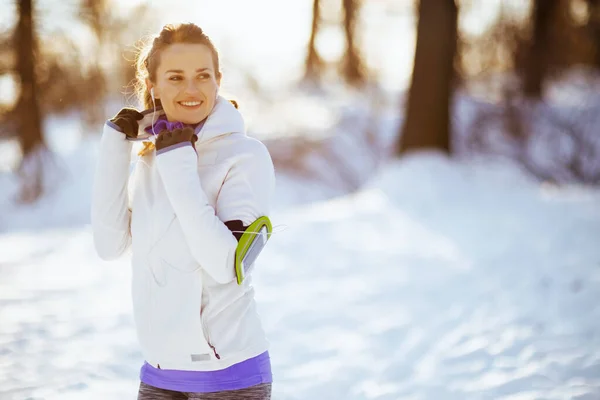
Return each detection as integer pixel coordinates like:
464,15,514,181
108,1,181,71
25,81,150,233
178,100,203,108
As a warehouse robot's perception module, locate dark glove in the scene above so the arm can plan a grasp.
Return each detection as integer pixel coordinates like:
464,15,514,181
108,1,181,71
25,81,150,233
109,108,144,139
155,127,198,152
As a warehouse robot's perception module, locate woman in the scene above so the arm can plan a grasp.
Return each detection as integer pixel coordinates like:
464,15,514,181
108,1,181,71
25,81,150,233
91,23,275,399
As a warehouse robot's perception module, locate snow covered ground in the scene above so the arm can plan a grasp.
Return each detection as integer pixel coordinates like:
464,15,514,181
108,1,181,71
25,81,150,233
2,0,600,396
1,144,599,399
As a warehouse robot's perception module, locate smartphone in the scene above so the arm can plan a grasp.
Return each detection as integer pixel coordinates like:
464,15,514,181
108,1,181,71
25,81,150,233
241,226,269,275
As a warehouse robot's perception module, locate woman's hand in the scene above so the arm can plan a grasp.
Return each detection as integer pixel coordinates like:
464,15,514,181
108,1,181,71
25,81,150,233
155,127,198,152
109,108,144,139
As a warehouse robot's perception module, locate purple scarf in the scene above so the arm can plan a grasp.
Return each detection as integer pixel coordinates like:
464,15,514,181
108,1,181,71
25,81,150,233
145,115,208,139
145,117,185,136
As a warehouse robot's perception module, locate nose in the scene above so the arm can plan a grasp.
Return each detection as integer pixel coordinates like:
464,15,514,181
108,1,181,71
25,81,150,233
184,79,200,95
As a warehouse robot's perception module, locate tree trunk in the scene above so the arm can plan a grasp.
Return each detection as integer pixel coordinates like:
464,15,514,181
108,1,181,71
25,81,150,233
586,0,600,68
304,0,324,82
398,0,457,155
522,0,559,98
341,0,366,85
16,0,43,156
15,0,45,202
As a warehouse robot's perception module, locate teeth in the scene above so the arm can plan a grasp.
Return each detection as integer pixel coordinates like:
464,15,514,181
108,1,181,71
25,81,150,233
180,101,201,106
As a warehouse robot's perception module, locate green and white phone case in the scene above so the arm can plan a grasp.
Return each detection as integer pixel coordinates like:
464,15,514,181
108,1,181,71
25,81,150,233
235,216,272,285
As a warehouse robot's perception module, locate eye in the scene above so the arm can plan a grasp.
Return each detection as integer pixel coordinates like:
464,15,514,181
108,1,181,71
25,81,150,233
198,73,211,80
168,75,183,81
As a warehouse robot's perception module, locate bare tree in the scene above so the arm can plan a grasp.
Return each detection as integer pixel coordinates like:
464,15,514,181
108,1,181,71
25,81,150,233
341,0,366,85
398,0,458,155
15,0,46,202
304,0,324,83
586,0,600,68
78,0,109,127
2,0,154,202
522,0,560,98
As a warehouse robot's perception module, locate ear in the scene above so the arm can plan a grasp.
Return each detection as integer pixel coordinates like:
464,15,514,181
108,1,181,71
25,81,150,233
146,79,158,99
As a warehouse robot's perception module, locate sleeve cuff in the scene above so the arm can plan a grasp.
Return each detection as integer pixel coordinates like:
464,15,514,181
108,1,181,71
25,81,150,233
156,141,193,155
105,120,123,133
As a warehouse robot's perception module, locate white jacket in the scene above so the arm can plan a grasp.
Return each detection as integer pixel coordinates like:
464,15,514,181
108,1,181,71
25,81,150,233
91,97,275,371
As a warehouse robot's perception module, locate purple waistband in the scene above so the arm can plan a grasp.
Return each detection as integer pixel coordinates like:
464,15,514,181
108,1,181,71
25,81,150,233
139,351,272,393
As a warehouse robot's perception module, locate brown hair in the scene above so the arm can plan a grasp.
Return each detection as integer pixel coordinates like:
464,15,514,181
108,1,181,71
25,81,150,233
134,23,222,110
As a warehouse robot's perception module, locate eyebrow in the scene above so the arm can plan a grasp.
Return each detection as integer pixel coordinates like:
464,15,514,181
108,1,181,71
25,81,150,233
165,68,212,74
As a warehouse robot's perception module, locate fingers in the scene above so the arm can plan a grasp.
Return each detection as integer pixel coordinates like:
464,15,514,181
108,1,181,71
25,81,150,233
155,130,171,149
155,127,198,151
114,116,136,137
129,118,140,136
169,127,194,140
110,107,144,139
115,108,144,123
168,128,190,139
158,129,173,139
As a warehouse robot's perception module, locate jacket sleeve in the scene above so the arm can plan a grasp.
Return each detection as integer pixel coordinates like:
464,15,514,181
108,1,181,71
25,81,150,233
91,123,133,261
154,140,275,284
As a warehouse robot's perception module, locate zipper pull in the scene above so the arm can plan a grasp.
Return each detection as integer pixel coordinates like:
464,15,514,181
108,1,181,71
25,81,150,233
209,344,221,359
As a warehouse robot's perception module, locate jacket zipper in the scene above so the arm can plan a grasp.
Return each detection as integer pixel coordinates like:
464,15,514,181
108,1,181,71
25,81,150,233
200,291,220,360
200,313,220,359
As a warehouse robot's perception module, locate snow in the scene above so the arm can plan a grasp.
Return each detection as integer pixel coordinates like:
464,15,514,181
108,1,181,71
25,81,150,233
1,140,600,399
3,0,600,396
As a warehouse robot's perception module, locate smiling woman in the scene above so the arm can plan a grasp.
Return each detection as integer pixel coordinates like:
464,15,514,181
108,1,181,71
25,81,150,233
137,25,223,125
152,46,219,123
91,23,275,400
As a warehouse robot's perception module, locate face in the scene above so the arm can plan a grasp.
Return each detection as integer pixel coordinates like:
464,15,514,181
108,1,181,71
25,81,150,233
149,43,221,124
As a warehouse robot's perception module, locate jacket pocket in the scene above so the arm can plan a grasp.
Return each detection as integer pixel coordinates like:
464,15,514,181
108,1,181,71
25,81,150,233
149,263,212,363
144,216,214,363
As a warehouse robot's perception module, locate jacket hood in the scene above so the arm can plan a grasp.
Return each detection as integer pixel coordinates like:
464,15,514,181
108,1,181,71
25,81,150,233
137,96,246,144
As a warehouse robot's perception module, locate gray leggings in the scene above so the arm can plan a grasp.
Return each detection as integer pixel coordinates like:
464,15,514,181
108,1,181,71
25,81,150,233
137,382,272,400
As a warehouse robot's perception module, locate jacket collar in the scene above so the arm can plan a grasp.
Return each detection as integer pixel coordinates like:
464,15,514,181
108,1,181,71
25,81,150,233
137,96,245,144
